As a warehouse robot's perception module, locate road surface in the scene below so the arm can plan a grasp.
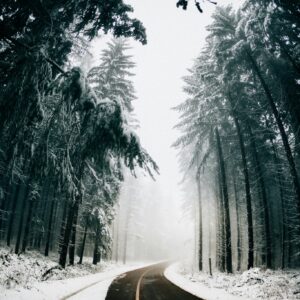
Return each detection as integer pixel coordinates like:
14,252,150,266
105,262,203,300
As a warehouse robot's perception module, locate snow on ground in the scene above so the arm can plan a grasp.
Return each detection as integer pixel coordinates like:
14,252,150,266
165,262,300,300
1,263,142,300
165,262,246,300
0,247,148,299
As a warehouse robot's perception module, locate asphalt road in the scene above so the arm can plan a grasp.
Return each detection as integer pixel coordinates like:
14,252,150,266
105,262,203,300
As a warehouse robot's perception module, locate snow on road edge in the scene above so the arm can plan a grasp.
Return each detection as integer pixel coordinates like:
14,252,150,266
164,262,249,300
1,263,150,300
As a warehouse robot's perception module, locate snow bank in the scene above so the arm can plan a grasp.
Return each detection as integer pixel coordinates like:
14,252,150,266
165,262,300,300
0,247,149,299
1,263,145,300
0,247,114,290
164,262,247,300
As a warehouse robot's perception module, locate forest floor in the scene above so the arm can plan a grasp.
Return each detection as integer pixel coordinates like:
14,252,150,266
0,247,146,299
165,262,300,300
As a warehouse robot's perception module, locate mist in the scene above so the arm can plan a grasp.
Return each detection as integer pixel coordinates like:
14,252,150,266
111,172,194,263
1,0,299,298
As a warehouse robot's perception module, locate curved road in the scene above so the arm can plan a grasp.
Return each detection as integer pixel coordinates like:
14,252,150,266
105,262,203,300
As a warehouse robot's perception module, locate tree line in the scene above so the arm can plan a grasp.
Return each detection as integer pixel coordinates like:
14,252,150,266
0,1,157,268
174,0,300,273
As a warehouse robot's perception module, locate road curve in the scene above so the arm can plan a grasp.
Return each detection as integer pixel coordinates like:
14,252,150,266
105,262,203,300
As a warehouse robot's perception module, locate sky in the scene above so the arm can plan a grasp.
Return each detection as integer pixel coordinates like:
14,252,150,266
124,0,242,203
92,0,243,259
127,0,215,203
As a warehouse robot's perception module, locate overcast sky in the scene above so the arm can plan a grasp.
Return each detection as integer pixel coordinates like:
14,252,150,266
125,0,242,200
128,0,215,194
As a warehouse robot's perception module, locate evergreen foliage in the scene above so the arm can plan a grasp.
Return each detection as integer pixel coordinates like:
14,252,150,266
174,2,300,272
0,0,156,268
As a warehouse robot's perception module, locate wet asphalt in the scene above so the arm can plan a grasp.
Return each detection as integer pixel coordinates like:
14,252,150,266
105,262,203,300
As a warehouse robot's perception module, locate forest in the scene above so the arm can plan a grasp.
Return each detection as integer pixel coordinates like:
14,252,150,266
174,0,300,273
0,0,158,269
0,0,300,295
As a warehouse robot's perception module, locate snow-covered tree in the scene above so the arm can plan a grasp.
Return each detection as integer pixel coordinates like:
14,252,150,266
0,2,155,268
174,3,300,273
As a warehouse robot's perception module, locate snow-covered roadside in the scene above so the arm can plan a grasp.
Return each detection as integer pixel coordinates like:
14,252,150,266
165,262,300,300
1,263,145,300
164,263,247,300
0,247,116,289
0,248,150,299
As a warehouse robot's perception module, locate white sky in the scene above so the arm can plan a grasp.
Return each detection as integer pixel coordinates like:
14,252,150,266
125,0,242,202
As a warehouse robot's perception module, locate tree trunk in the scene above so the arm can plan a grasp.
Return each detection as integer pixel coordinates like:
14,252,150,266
6,182,21,246
58,198,68,253
93,223,100,265
15,182,30,254
35,180,51,249
69,203,79,265
0,177,10,240
114,210,120,263
122,209,130,265
21,196,34,253
248,124,272,268
49,199,58,252
233,174,242,272
45,197,55,256
215,128,232,273
216,168,225,272
196,171,203,271
59,196,79,268
79,221,88,264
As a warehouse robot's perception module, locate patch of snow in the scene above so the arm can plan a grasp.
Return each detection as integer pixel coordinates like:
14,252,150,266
0,247,151,299
1,263,148,300
164,262,247,300
165,262,300,300
96,97,114,107
62,277,115,300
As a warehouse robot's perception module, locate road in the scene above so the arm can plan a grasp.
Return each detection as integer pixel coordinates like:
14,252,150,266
105,262,203,300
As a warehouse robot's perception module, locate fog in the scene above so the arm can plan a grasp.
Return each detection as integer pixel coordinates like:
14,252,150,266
2,2,299,297
90,0,243,264
111,172,194,263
